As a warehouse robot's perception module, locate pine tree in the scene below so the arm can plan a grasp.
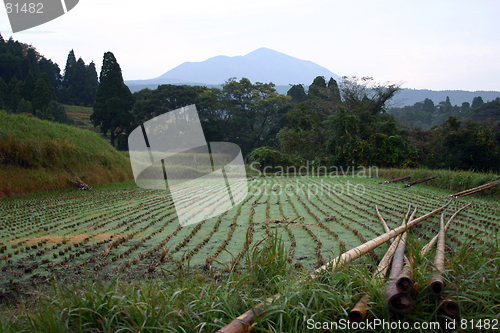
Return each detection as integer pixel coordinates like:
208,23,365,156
91,52,132,147
0,77,8,109
26,48,40,80
21,71,35,102
84,61,98,105
71,57,87,104
32,77,54,114
39,56,61,92
60,49,76,103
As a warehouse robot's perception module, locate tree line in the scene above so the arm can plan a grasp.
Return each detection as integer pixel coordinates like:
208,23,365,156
1,33,498,172
99,62,499,172
388,95,496,130
0,33,98,123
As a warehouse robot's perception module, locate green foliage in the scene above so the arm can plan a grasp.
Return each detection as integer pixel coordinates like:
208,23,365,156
286,84,307,103
91,52,133,148
47,100,73,124
248,146,298,169
32,76,55,114
0,34,61,113
21,70,34,101
16,98,32,114
59,50,98,106
413,116,500,172
278,102,326,160
220,78,290,155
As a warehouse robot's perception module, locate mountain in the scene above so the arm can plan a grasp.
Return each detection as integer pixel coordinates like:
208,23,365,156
124,48,500,106
125,47,341,91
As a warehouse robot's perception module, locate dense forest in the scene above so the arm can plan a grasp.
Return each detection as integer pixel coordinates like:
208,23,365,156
1,33,499,173
0,33,97,123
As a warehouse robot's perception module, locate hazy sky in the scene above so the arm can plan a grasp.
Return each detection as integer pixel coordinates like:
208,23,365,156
1,0,499,91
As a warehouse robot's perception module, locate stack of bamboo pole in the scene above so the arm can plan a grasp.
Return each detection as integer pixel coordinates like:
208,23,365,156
349,202,470,321
215,201,451,333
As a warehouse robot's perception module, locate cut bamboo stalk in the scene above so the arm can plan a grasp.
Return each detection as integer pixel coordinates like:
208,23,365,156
443,182,497,198
385,230,414,314
420,203,471,258
405,176,434,187
437,181,499,199
312,201,449,277
349,217,407,322
421,213,445,258
376,205,415,264
63,164,91,190
379,175,410,184
216,200,451,333
396,266,413,293
455,183,498,198
215,296,277,333
429,217,446,296
441,298,459,317
348,294,371,323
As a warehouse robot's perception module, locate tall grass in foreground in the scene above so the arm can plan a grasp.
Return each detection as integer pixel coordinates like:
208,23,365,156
380,168,500,198
0,231,498,332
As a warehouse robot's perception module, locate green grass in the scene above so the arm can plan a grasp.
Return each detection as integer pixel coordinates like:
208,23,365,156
0,111,133,196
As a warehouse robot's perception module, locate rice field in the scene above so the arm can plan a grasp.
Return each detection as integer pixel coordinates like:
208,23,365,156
1,175,499,295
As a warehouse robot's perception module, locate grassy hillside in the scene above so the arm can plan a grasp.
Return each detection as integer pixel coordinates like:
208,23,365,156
0,111,133,197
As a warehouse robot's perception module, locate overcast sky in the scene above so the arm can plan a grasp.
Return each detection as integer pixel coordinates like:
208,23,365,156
1,0,499,91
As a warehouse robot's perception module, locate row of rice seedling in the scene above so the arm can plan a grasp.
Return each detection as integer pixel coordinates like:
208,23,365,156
204,178,264,268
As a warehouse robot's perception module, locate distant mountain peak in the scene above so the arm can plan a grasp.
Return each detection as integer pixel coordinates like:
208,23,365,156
129,48,340,86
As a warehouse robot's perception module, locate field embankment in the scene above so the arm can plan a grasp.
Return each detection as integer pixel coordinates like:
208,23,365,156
379,168,500,198
63,105,95,128
0,111,133,197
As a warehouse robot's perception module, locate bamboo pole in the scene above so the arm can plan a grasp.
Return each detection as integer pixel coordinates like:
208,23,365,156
63,164,91,190
437,181,499,199
216,200,451,333
348,294,371,322
349,212,411,322
429,216,446,296
379,175,410,184
395,207,418,294
312,200,449,277
376,205,414,266
405,177,434,187
441,298,459,317
420,203,471,258
455,183,498,198
385,230,414,314
395,266,413,293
